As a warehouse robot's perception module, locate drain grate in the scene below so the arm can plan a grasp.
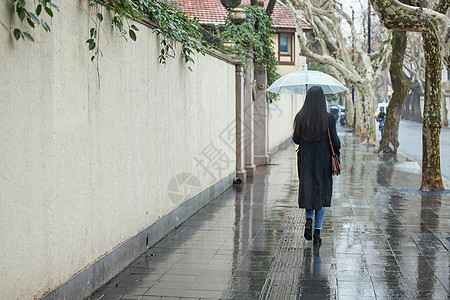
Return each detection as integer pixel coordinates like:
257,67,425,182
409,232,450,252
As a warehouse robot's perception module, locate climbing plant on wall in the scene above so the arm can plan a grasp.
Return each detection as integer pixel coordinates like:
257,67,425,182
217,5,280,101
4,0,208,69
4,0,58,42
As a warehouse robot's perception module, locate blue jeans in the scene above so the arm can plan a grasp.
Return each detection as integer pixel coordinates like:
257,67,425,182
305,207,325,229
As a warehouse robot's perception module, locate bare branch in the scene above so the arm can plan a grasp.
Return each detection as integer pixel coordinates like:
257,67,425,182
370,0,450,74
370,0,448,38
282,0,361,83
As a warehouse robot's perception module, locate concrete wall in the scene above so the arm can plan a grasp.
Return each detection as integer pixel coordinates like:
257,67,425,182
0,2,236,299
268,94,303,153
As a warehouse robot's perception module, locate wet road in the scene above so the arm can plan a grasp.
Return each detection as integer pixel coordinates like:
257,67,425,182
90,131,450,300
376,119,450,182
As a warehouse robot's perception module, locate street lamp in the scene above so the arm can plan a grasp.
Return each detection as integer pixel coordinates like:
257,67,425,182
350,6,355,104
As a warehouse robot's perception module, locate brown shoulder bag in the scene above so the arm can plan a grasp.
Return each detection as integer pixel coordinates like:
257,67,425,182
327,128,341,176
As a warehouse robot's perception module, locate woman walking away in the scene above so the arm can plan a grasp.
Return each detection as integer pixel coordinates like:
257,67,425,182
293,86,341,245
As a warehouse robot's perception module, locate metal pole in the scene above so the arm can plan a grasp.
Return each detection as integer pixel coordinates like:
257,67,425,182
352,8,355,104
368,0,371,54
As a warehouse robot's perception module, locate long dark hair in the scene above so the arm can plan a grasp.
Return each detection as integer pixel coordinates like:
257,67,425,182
294,86,329,142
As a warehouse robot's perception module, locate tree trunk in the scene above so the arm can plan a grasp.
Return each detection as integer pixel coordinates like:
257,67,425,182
344,88,354,127
354,85,377,143
410,85,423,122
403,92,412,120
442,92,448,127
266,0,276,16
354,88,363,136
421,32,444,191
379,31,409,153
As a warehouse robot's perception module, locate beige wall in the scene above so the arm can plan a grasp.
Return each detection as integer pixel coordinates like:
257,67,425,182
268,95,303,151
0,2,235,299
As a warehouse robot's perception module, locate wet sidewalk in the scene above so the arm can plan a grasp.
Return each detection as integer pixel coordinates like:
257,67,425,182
90,130,450,300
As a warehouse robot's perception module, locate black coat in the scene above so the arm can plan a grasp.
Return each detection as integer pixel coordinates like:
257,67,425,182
293,113,341,210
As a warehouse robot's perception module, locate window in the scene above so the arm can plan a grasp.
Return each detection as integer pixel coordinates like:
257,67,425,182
447,70,450,81
280,34,289,54
278,32,294,65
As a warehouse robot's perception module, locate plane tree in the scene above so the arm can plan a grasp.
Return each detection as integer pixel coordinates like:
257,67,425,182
370,0,449,190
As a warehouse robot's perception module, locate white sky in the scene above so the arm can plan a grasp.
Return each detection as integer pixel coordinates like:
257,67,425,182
338,0,381,48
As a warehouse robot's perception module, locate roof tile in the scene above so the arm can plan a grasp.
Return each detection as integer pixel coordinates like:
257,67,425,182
173,0,310,29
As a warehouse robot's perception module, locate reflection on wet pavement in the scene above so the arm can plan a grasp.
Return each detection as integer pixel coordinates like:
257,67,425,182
90,132,450,300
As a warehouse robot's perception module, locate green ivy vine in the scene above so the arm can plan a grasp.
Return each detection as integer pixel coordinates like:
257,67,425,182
217,5,280,101
5,0,58,42
5,0,207,69
86,0,208,67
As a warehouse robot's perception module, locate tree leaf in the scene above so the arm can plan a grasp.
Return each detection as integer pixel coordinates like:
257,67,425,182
45,7,53,17
27,17,35,28
22,31,34,42
29,12,40,24
89,41,95,50
17,7,26,21
18,0,25,7
36,4,42,16
97,13,103,21
86,38,96,50
90,28,96,38
49,2,59,11
41,20,50,31
129,29,136,41
131,25,139,31
91,55,95,61
13,28,21,40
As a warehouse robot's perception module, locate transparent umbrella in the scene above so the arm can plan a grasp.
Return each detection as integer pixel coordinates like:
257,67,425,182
267,70,348,95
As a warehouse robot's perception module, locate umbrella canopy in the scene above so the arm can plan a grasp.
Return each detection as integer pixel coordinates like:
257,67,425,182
267,70,348,95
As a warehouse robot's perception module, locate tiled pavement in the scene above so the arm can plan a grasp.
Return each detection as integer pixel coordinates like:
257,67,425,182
89,130,450,300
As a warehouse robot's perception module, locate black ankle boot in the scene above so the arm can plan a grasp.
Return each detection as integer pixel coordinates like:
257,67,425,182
304,218,312,240
313,229,322,245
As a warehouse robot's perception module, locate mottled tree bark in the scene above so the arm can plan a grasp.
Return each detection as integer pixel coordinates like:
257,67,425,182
379,31,409,153
354,85,377,143
343,87,354,127
421,32,444,191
